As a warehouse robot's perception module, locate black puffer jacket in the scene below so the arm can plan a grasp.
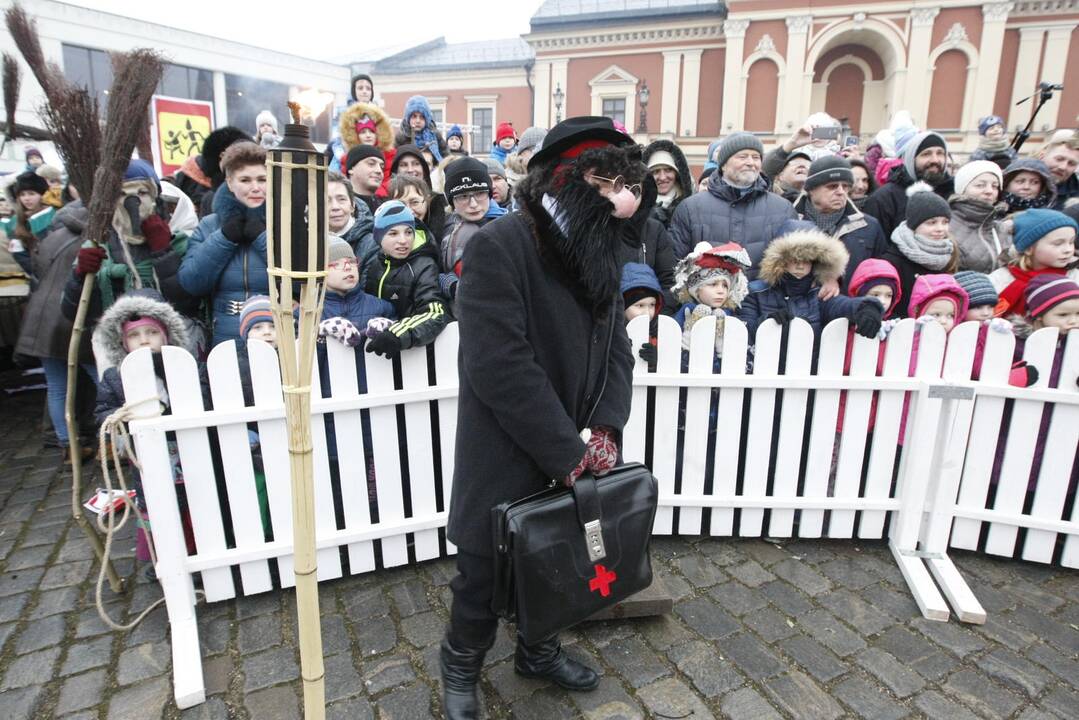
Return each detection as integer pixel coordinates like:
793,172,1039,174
643,139,694,228
362,229,449,350
793,196,888,290
862,164,954,239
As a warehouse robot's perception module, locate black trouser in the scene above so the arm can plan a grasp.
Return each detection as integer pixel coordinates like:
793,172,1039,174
448,550,500,648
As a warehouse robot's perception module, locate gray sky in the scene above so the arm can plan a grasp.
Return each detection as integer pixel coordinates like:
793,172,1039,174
65,0,545,62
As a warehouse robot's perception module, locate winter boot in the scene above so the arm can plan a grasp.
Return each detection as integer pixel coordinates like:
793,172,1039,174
514,634,599,691
440,634,492,720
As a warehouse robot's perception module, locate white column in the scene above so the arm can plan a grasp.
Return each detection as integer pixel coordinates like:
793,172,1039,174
533,59,552,128
721,19,749,133
1009,26,1047,131
678,49,703,137
970,3,1012,124
660,51,682,135
783,16,812,132
212,71,229,128
1039,25,1076,131
905,6,940,126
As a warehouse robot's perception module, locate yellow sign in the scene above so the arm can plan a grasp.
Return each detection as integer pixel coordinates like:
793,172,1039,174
152,96,216,176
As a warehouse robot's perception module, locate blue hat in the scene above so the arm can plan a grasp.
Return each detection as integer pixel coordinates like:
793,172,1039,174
124,159,159,184
447,124,464,140
373,200,415,243
1012,209,1078,253
953,271,998,308
978,115,1006,136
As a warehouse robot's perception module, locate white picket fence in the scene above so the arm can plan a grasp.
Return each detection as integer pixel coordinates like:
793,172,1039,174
118,316,1079,709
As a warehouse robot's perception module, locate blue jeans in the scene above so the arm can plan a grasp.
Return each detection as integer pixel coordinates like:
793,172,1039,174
40,357,98,444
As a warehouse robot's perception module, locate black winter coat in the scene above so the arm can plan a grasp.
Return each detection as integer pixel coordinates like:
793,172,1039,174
362,233,449,350
446,201,635,555
861,165,954,239
793,196,888,290
616,216,678,313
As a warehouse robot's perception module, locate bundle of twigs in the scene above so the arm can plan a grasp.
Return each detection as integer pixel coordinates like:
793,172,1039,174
4,4,56,99
3,53,21,146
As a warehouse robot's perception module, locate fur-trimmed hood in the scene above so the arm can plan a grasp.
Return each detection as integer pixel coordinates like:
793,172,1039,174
643,139,693,200
92,289,189,368
757,228,849,287
339,102,394,152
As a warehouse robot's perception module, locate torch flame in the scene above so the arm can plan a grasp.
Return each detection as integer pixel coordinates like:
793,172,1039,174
291,88,335,122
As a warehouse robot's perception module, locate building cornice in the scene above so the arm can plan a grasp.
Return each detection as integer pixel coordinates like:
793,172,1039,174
526,20,723,51
1010,0,1079,14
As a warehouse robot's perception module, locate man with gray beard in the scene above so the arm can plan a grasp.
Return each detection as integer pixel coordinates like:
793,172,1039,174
669,132,796,279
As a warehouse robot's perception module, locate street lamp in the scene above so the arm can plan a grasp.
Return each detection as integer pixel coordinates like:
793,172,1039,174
638,80,650,133
553,83,564,124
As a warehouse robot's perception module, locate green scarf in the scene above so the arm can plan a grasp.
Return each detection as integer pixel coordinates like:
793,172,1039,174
94,232,189,309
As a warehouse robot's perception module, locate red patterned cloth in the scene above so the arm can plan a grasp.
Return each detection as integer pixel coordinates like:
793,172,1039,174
564,426,619,487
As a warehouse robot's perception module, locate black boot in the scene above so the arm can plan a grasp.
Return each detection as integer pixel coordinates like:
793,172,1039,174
514,634,600,691
440,634,491,720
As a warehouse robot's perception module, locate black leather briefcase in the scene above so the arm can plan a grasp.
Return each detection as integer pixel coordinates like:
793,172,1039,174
491,463,659,644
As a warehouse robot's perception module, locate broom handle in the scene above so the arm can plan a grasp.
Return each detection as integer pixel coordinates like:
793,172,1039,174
66,269,124,594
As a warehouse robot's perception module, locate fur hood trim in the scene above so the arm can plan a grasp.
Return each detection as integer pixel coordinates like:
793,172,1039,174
758,229,850,287
92,290,189,368
906,181,935,198
339,102,393,152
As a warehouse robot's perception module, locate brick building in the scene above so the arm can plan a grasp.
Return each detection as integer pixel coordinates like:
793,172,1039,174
357,0,1079,169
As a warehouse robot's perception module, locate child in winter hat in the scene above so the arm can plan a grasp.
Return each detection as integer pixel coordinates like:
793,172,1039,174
989,208,1078,317
239,295,276,347
954,271,999,322
621,262,665,366
849,258,901,320
672,241,751,352
446,125,466,154
909,274,969,334
319,237,396,347
1025,274,1079,333
254,110,281,149
971,114,1017,167
491,123,517,164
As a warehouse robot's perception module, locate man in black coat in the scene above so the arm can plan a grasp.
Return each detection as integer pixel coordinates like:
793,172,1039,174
862,131,954,238
441,117,637,719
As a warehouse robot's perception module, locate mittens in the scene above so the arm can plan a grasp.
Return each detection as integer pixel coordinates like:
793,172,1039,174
638,342,657,365
365,329,403,357
365,317,393,338
244,215,267,242
221,215,246,244
767,309,794,326
564,426,619,487
319,317,363,347
852,299,883,339
75,246,107,277
1009,360,1039,388
141,215,173,253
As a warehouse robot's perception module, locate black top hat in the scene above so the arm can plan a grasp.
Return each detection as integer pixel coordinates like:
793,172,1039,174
528,116,631,169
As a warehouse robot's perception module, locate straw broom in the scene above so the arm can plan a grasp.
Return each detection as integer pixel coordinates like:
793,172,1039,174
2,53,21,153
267,100,327,718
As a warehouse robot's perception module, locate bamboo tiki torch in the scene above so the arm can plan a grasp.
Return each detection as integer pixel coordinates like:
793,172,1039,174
266,97,332,719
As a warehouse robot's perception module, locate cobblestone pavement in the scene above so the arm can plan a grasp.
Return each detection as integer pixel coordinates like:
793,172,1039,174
1,376,1078,719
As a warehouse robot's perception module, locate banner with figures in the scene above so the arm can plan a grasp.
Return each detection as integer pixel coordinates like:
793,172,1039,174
151,96,215,178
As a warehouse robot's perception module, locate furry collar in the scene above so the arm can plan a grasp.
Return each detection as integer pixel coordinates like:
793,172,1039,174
92,290,189,368
758,229,849,286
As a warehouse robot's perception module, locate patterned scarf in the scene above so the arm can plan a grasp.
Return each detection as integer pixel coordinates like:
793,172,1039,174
802,201,846,236
891,222,954,271
1003,190,1051,213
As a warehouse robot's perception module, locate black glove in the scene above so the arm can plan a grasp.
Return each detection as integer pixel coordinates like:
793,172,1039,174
221,215,246,244
852,299,884,339
767,309,794,326
365,329,403,358
244,214,267,242
638,342,657,365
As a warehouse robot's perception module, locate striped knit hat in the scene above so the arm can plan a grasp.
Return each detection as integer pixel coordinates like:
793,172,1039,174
373,200,415,244
1024,275,1079,319
953,271,998,308
239,295,274,339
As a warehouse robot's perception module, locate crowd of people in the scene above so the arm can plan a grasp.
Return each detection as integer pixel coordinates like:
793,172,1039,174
0,72,1077,477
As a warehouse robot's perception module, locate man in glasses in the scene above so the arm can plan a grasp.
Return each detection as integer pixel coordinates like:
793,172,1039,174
440,117,637,719
670,131,797,278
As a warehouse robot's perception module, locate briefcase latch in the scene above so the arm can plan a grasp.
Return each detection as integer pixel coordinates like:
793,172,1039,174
584,519,606,562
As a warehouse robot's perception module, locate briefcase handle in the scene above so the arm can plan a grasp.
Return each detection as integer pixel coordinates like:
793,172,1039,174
572,474,606,563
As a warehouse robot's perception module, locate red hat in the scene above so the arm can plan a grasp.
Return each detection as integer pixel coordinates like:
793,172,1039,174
495,122,516,143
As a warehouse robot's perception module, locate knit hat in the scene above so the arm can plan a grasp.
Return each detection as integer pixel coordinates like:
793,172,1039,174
255,110,279,134
953,270,999,308
121,316,168,349
716,132,764,171
1011,208,1079,253
373,200,415,244
1025,274,1079,318
443,156,492,204
903,131,947,181
978,115,1005,136
35,164,62,182
239,296,274,339
13,170,48,196
647,150,677,171
447,124,464,141
905,185,951,230
953,161,1003,197
803,155,853,192
517,126,547,154
481,157,507,180
328,237,355,264
24,146,42,162
673,241,752,306
495,122,516,144
345,144,385,175
124,158,160,185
